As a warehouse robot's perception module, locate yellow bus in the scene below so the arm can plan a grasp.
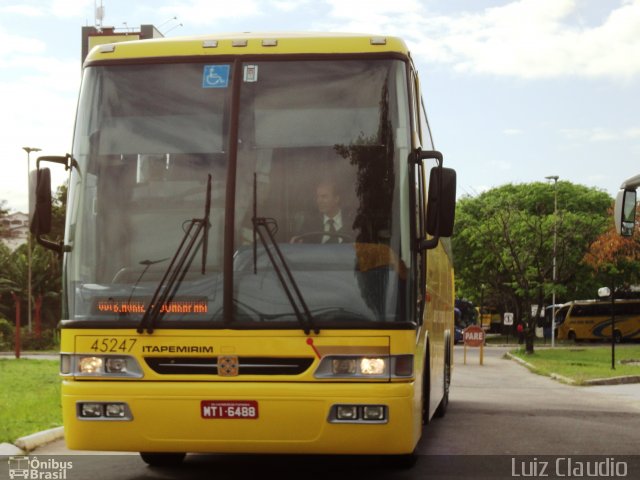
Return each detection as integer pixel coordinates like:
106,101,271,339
556,300,640,342
479,306,501,332
31,32,457,465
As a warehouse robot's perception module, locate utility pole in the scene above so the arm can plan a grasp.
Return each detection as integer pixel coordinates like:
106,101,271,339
545,175,559,347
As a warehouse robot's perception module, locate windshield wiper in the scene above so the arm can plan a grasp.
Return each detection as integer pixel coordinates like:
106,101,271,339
252,173,318,334
118,257,169,318
137,174,212,334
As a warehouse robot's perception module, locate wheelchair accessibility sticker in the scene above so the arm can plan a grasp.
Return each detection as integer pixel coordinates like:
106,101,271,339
202,65,230,88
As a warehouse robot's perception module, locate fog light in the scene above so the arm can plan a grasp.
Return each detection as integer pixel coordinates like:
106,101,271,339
105,357,127,373
80,403,103,417
336,405,359,420
363,406,386,421
332,358,357,375
105,403,126,417
78,356,103,374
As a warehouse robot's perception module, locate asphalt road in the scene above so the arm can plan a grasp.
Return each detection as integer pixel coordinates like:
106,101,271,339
22,346,640,479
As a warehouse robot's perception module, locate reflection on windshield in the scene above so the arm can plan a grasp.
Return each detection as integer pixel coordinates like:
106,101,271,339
233,60,411,325
66,64,229,324
66,59,412,328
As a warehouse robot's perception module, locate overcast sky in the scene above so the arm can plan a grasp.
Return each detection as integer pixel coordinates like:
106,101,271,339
1,0,639,212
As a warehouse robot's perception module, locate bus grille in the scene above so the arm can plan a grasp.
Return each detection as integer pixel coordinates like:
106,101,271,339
144,356,314,375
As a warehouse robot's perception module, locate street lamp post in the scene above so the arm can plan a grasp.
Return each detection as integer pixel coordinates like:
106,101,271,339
545,175,559,347
23,146,41,334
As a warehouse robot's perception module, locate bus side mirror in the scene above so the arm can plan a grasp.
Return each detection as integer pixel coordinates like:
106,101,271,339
30,154,74,254
30,168,53,236
614,188,636,236
426,166,456,238
415,150,456,251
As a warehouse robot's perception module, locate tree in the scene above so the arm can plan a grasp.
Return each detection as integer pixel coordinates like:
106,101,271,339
0,200,8,237
453,182,611,353
583,203,640,295
50,184,67,242
0,183,66,343
0,244,61,332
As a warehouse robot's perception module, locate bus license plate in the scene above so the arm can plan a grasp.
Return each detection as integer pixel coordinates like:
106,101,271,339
201,400,259,419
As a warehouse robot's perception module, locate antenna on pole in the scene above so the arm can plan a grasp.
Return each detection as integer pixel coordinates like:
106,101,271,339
164,23,183,35
94,0,105,32
158,16,177,30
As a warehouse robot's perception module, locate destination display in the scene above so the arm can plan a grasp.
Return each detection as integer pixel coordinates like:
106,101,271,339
92,297,209,315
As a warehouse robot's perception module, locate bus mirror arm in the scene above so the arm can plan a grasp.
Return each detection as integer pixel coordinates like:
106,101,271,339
414,151,457,251
419,236,439,251
29,161,72,256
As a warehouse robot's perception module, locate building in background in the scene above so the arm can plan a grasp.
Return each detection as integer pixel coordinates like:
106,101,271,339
81,24,163,63
0,212,29,250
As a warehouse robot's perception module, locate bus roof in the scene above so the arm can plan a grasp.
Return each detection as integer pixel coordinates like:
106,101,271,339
84,32,411,64
565,298,640,306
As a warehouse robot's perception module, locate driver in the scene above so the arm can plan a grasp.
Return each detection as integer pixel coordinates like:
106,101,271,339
293,179,353,243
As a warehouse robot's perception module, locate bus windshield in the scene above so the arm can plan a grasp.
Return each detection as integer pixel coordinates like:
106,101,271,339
65,58,413,329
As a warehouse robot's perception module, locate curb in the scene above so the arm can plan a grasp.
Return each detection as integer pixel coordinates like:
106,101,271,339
505,352,640,386
0,427,64,457
582,375,640,386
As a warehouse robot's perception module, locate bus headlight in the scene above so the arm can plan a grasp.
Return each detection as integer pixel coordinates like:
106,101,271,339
105,357,128,373
61,354,143,378
79,356,103,374
332,358,357,375
360,357,386,375
315,355,413,379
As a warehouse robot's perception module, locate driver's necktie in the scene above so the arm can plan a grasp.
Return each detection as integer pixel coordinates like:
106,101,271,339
325,219,338,244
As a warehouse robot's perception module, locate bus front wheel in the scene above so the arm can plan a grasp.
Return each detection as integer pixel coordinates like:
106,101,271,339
140,452,186,467
568,331,577,342
434,346,451,418
387,451,418,469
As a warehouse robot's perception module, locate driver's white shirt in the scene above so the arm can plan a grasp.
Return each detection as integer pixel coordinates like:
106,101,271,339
322,211,343,243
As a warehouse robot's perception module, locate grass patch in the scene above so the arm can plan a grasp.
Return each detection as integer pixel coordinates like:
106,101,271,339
511,346,640,385
0,359,61,443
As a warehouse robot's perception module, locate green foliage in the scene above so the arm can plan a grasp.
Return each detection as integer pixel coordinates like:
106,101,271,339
0,318,13,349
0,186,66,340
453,181,611,352
1,327,59,351
0,200,8,237
584,203,640,293
511,346,640,384
0,244,62,333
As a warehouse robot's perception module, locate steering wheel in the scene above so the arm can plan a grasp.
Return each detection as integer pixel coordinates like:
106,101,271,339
292,231,354,243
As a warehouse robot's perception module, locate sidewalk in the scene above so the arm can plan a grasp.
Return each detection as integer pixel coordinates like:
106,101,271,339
0,352,59,360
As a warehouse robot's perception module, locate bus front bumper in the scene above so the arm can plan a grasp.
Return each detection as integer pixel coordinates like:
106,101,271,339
62,380,419,455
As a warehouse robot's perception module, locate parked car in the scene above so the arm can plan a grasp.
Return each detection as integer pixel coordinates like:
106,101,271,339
454,326,464,344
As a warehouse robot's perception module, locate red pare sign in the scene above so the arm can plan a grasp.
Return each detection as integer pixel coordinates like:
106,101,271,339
463,326,485,347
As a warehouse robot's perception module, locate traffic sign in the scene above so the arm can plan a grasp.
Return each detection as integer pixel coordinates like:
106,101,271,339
462,325,485,365
463,325,485,347
504,312,514,326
